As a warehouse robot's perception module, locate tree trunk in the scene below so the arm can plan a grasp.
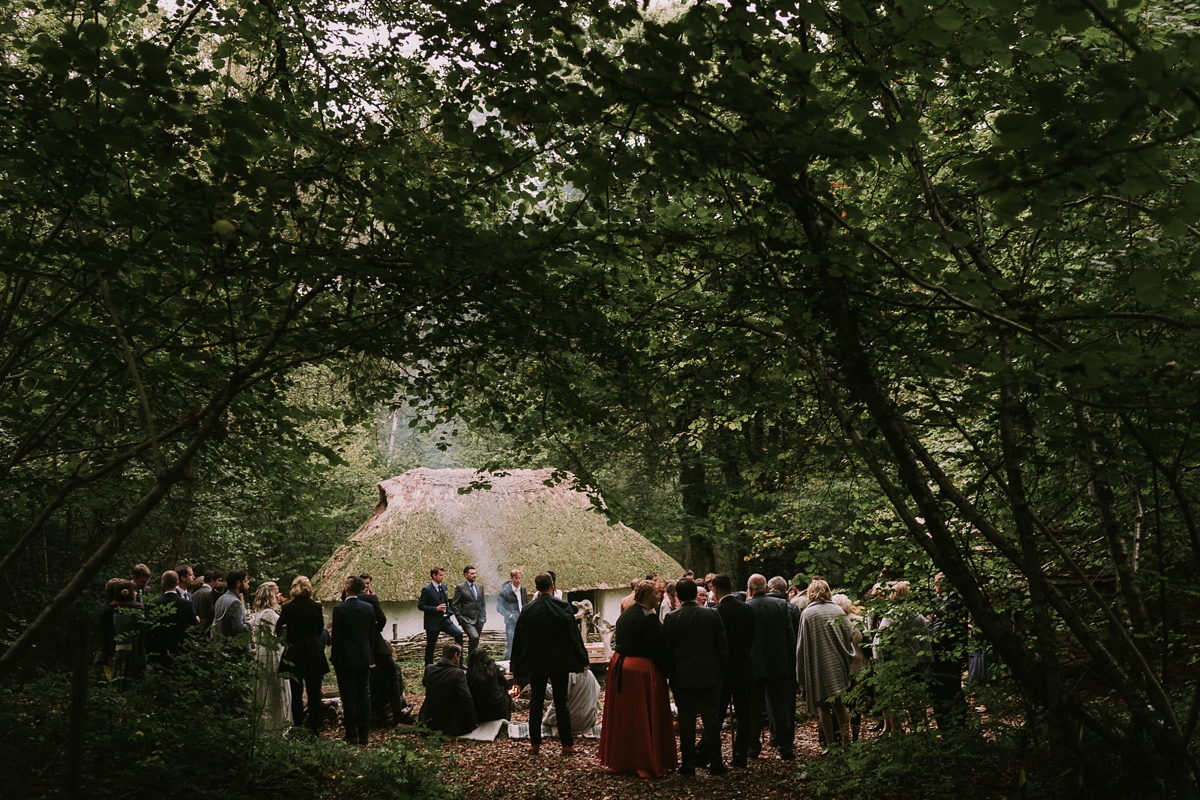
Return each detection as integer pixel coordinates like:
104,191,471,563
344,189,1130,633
677,425,716,575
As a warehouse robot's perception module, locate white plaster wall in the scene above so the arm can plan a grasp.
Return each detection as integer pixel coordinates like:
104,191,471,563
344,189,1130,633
596,588,628,628
323,596,508,640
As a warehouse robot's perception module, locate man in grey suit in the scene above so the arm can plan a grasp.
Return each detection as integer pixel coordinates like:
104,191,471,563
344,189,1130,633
662,578,728,776
451,565,487,660
213,569,251,651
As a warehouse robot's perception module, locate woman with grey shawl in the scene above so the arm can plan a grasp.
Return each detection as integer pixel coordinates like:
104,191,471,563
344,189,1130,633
796,579,857,747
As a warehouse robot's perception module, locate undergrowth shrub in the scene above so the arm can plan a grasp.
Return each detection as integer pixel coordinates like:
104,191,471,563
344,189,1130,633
0,637,451,800
798,726,1020,799
798,685,1180,800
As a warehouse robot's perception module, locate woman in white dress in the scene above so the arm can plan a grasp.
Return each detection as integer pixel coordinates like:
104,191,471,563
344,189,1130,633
250,582,293,730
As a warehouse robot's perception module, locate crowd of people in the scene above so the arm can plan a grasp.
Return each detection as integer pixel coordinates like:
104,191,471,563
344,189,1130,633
95,560,976,773
595,568,973,777
93,564,408,738
416,567,600,751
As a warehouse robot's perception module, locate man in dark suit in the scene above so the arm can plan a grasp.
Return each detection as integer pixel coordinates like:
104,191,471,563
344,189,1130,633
451,565,487,660
746,573,797,760
662,578,728,776
331,574,376,744
705,573,757,768
419,641,477,736
510,572,590,755
496,568,529,660
146,570,197,669
174,565,195,603
769,575,803,632
417,565,463,665
764,575,802,746
357,588,408,725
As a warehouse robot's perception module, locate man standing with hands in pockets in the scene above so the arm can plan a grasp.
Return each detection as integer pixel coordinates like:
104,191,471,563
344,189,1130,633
452,565,487,661
418,566,463,666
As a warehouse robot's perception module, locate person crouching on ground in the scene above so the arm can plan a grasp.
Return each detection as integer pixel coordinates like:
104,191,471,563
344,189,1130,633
420,642,477,736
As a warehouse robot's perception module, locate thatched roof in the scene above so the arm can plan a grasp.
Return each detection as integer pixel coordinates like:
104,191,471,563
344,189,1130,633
312,468,682,602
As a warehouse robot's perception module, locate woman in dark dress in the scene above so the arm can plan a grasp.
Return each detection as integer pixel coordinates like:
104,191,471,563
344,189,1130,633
275,575,330,731
111,579,147,686
467,650,512,723
598,580,677,777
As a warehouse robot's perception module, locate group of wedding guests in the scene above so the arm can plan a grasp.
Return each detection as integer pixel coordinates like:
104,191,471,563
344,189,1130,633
96,559,968,763
93,563,403,737
416,570,602,750
592,569,968,778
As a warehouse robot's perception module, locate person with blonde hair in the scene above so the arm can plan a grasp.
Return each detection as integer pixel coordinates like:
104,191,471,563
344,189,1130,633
497,567,529,660
796,579,857,747
872,580,930,734
832,594,867,673
275,575,329,731
250,582,292,729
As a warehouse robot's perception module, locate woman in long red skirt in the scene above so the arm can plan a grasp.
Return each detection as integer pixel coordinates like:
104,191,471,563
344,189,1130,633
598,580,677,777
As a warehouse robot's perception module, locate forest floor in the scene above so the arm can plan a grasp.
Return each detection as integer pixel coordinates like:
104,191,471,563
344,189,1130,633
323,657,854,800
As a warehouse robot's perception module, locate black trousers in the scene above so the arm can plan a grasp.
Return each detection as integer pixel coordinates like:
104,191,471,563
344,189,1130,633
674,684,722,770
747,675,795,757
706,677,756,765
925,659,967,730
528,673,573,748
336,666,371,742
424,618,463,665
289,673,324,730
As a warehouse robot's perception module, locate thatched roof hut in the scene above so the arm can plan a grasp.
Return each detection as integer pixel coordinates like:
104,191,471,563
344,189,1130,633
312,468,681,638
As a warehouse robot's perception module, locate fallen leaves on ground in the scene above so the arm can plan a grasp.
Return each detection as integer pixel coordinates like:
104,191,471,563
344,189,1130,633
342,676,842,800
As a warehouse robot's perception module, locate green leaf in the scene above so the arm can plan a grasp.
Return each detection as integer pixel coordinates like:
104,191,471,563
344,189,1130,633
933,9,965,31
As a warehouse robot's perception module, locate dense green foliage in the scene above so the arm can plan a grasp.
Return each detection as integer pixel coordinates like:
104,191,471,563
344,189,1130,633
6,0,1200,795
0,0,553,664
0,638,448,799
405,0,1200,793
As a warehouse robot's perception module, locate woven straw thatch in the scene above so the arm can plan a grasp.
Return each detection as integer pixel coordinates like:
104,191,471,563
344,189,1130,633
312,468,682,601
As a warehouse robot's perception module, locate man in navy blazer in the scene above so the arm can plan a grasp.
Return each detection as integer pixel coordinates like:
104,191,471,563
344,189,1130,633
331,575,377,744
418,565,463,665
496,568,529,660
146,570,198,669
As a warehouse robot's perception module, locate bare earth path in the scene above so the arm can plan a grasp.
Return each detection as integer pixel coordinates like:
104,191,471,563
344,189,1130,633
343,660,835,800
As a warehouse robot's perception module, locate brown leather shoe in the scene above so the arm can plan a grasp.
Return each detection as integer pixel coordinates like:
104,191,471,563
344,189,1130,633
561,745,577,756
529,744,541,755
